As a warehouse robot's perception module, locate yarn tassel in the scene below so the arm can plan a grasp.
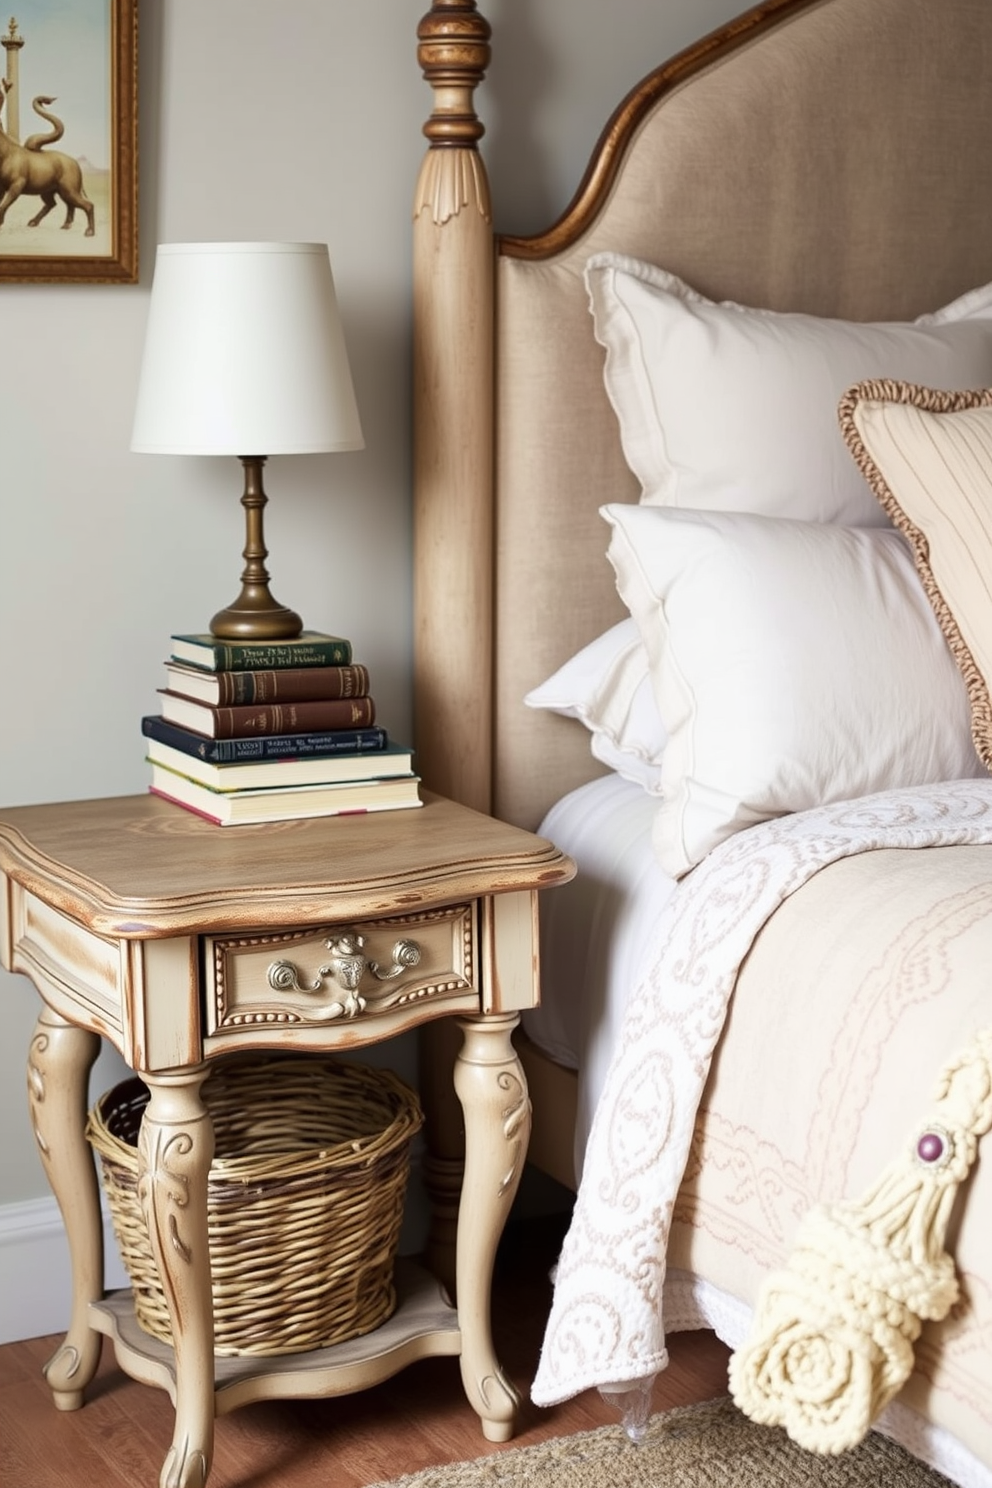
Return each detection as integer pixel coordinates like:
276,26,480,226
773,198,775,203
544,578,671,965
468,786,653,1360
729,1028,992,1454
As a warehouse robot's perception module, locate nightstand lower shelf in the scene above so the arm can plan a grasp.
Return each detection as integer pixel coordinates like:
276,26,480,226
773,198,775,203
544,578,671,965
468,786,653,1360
89,1258,462,1415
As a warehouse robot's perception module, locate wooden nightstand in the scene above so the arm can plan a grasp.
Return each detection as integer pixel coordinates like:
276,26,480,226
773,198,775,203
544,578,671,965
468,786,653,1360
0,791,574,1488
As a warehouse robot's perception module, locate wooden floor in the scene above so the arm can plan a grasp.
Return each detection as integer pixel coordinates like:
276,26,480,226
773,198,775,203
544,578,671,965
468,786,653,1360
0,1211,731,1488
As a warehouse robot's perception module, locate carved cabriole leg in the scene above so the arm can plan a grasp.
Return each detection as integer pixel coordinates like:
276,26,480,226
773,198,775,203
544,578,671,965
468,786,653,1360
420,1017,465,1298
28,1007,104,1410
453,1012,530,1442
138,1066,215,1488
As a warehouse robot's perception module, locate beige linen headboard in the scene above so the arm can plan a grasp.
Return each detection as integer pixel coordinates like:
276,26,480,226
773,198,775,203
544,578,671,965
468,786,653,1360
412,0,992,831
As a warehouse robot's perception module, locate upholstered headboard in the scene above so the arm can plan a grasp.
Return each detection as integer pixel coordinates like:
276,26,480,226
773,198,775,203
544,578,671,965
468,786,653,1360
412,0,992,830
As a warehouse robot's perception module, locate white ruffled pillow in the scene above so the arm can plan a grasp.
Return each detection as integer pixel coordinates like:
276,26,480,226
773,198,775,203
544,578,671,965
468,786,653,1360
524,619,667,794
602,503,984,878
585,253,992,526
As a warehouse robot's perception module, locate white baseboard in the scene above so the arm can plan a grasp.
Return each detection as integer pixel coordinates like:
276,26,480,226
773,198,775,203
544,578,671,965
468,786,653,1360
1,1169,428,1349
0,1196,128,1346
1,1147,432,1348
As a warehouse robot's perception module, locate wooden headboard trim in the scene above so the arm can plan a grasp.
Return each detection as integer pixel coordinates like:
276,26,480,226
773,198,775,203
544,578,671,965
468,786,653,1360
500,0,827,261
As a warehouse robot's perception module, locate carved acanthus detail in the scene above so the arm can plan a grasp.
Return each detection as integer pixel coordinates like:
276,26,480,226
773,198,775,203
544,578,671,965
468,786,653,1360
415,146,491,227
478,1365,522,1414
161,1441,208,1488
497,1068,530,1196
27,1030,48,1153
415,1,492,225
43,1343,80,1386
27,1034,46,1098
137,1127,195,1277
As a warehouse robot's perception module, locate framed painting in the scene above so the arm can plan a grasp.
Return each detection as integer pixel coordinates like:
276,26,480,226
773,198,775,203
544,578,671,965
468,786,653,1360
0,0,137,283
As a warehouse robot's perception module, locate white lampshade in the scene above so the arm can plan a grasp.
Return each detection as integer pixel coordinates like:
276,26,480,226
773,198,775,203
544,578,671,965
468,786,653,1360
131,241,364,456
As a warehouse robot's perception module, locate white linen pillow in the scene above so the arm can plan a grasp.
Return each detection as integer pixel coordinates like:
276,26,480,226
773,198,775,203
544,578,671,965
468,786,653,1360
585,254,992,526
602,503,985,878
524,619,667,794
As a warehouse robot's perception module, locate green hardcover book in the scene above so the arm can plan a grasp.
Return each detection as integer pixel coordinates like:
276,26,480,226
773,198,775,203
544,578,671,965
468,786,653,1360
171,630,353,672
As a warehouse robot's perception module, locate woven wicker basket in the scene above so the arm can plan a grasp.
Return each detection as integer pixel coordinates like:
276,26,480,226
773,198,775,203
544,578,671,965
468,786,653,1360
86,1055,423,1357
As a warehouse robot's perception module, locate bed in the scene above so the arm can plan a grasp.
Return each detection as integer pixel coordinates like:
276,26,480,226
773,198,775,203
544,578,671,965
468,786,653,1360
410,1,992,1484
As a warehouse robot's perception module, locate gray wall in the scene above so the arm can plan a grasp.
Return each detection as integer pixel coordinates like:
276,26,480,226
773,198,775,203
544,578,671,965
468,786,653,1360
0,0,743,1211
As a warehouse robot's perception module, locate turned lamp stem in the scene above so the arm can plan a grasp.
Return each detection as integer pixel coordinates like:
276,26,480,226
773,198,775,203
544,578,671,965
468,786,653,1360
210,456,303,640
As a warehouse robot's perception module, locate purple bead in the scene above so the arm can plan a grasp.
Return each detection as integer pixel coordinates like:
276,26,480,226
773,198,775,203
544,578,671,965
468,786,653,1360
917,1131,945,1164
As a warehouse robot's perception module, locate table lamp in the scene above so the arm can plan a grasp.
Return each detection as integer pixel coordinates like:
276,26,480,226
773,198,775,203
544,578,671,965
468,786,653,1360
131,241,364,640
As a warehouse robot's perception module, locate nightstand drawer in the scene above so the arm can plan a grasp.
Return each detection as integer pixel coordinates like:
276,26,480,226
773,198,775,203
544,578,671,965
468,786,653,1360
204,902,480,1045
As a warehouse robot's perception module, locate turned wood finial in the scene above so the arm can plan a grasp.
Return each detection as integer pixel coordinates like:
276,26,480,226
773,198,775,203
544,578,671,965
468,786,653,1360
417,0,491,148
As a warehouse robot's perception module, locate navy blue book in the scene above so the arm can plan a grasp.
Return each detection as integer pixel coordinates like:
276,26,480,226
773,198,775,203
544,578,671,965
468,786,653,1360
141,714,389,764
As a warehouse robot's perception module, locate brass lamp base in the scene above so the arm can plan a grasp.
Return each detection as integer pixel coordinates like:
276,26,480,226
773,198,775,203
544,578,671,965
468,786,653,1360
210,598,303,641
210,455,304,641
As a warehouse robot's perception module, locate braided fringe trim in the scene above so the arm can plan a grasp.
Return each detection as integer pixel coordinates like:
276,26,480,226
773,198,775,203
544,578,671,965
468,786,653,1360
837,380,992,772
729,1027,992,1455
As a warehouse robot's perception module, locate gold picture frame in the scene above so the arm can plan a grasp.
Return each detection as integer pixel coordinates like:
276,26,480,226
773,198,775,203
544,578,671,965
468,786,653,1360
0,0,137,283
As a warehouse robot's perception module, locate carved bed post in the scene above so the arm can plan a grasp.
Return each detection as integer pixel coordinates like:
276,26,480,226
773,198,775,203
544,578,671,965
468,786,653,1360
413,1,495,1295
413,0,494,814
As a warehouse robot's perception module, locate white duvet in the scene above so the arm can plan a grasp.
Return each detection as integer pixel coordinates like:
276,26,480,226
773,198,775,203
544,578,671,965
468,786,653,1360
524,773,675,1180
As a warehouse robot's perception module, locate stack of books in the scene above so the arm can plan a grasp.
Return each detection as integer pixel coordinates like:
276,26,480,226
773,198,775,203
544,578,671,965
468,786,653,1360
141,630,421,825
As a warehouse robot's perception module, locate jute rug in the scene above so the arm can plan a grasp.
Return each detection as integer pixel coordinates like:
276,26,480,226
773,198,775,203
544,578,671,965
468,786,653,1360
366,1397,956,1487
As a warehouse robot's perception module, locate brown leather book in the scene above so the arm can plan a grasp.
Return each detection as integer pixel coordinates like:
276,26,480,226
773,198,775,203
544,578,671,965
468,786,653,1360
158,690,376,739
163,661,371,706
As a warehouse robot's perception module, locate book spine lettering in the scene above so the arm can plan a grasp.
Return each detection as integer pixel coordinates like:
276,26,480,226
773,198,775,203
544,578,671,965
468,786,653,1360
141,716,388,761
201,639,352,669
211,697,376,738
215,664,370,705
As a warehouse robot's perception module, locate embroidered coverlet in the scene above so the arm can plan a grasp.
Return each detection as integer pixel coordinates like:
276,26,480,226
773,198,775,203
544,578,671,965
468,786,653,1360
531,780,992,1406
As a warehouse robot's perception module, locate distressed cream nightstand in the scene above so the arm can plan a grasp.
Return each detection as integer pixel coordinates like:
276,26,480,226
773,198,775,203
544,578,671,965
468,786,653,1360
0,791,574,1488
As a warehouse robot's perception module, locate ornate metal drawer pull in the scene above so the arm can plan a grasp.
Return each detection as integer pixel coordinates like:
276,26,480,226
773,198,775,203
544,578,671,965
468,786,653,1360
267,930,422,1018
